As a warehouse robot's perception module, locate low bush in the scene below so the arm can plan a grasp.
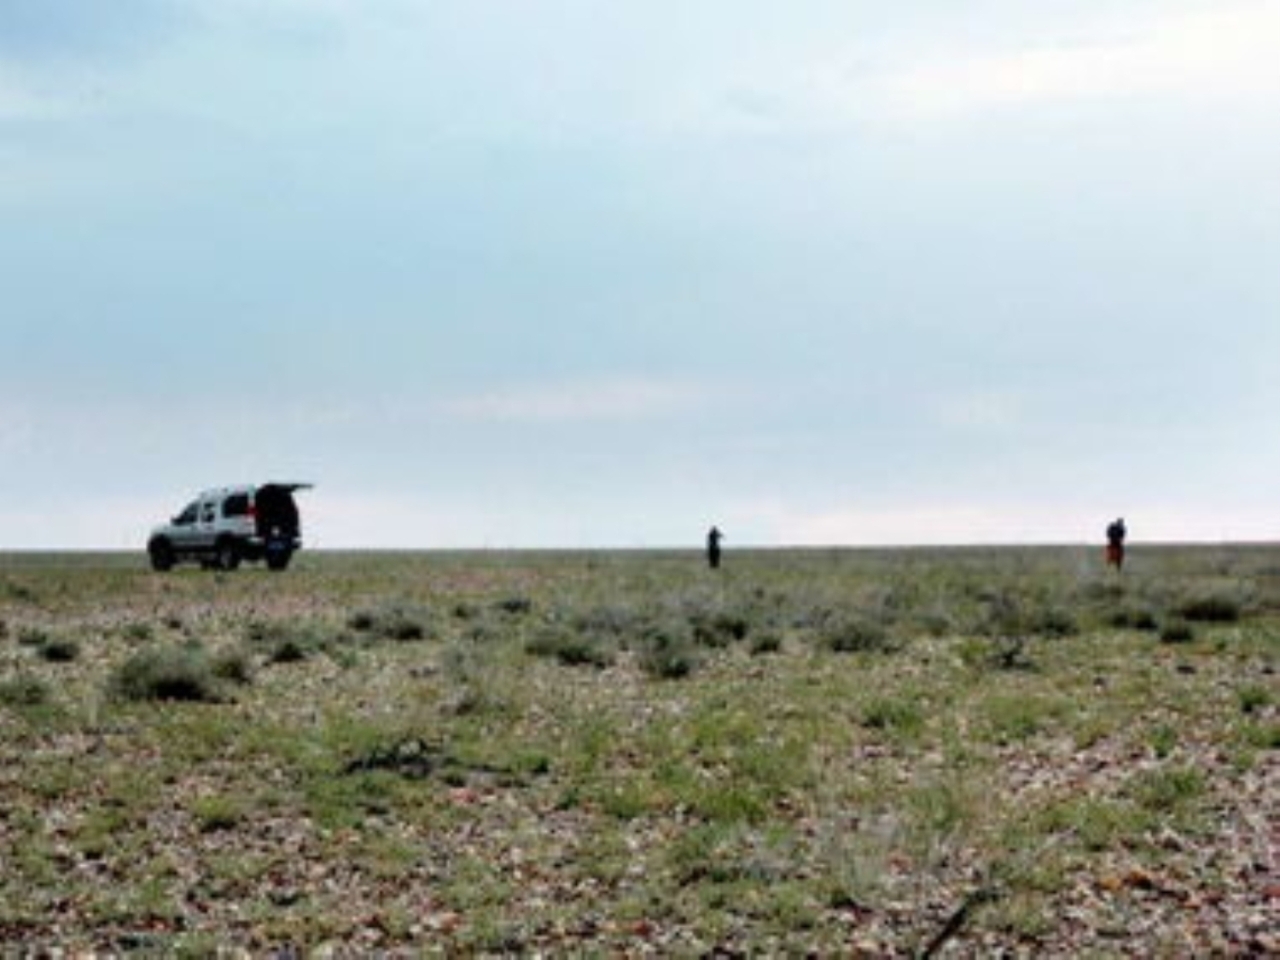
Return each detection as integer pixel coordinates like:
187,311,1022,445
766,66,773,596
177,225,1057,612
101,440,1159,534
862,697,924,735
348,604,432,642
1177,595,1242,623
819,617,894,654
525,628,614,668
1109,607,1159,631
691,610,751,648
495,596,534,616
749,632,783,656
246,620,332,663
123,622,154,643
984,694,1056,743
1029,607,1078,638
0,675,50,707
38,637,80,663
1238,685,1272,715
191,795,246,833
573,602,652,641
1130,765,1204,813
960,636,1034,672
211,649,254,684
109,645,222,703
1159,620,1195,644
17,627,49,648
637,626,700,680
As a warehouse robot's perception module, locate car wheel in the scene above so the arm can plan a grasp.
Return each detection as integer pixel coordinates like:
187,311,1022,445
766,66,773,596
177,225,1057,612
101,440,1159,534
149,539,175,572
215,539,241,571
266,549,292,571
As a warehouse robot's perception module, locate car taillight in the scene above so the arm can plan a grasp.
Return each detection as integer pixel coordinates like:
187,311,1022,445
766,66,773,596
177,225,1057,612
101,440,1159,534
247,503,257,521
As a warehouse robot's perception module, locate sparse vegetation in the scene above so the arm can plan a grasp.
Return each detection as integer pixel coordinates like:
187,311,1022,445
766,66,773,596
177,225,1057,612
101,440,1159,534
347,602,433,641
36,635,80,662
1160,620,1196,644
817,615,894,654
0,673,51,707
636,622,700,679
0,545,1275,955
1178,593,1243,623
108,645,223,702
524,626,614,668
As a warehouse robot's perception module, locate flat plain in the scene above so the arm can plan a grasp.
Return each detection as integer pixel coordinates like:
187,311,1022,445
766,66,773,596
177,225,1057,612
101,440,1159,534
1,545,1276,956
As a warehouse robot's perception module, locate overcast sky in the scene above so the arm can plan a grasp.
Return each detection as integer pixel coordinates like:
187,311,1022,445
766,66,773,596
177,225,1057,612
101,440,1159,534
3,0,1278,549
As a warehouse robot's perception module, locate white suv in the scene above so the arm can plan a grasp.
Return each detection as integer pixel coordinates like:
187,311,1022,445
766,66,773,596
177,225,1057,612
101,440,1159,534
147,483,311,572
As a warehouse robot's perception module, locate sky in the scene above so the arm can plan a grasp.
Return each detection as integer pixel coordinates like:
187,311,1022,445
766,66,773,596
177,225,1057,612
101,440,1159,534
2,0,1278,549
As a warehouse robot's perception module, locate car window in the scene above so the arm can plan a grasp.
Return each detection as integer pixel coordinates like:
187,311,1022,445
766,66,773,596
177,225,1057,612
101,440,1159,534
175,503,198,526
200,502,217,524
223,493,250,517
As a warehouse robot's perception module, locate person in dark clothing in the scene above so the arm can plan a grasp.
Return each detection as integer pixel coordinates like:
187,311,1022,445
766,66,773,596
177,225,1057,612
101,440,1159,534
706,526,724,570
1105,518,1127,570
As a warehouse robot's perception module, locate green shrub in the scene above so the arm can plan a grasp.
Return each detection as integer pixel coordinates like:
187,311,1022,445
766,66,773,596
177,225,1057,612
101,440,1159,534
574,603,651,640
211,650,253,684
1159,620,1195,644
1131,766,1204,812
984,694,1053,743
525,628,614,668
347,604,432,641
691,611,751,648
17,627,49,648
38,637,80,663
269,638,310,663
819,617,893,654
384,613,429,641
862,697,924,735
451,602,480,621
191,795,245,832
109,646,221,703
1029,607,1078,638
960,636,1034,672
1109,607,1159,631
123,622,154,643
749,632,783,656
0,675,50,707
1238,685,1272,715
637,626,699,680
495,596,534,616
1178,595,1242,623
246,620,328,663
1148,724,1178,758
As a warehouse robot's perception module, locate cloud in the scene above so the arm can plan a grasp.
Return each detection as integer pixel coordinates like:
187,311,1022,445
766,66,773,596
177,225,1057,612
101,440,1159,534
861,5,1280,120
441,377,711,425
703,2,1280,131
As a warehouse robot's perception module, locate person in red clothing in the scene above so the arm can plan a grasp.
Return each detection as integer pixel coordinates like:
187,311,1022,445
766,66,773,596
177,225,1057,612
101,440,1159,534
1105,518,1127,570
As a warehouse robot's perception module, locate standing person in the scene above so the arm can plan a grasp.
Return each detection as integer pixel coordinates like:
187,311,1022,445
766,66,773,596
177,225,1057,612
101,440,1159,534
1106,518,1127,570
706,526,724,570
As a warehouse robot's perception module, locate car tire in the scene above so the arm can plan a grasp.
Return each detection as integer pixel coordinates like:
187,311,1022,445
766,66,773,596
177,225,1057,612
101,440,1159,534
266,549,292,571
215,539,241,572
149,539,175,572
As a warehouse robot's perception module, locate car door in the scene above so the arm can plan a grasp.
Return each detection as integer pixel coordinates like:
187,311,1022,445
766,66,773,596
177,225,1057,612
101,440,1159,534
169,501,201,550
193,496,219,550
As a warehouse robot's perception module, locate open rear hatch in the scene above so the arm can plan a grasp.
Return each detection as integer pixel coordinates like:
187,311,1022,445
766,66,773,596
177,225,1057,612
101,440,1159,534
255,483,311,540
